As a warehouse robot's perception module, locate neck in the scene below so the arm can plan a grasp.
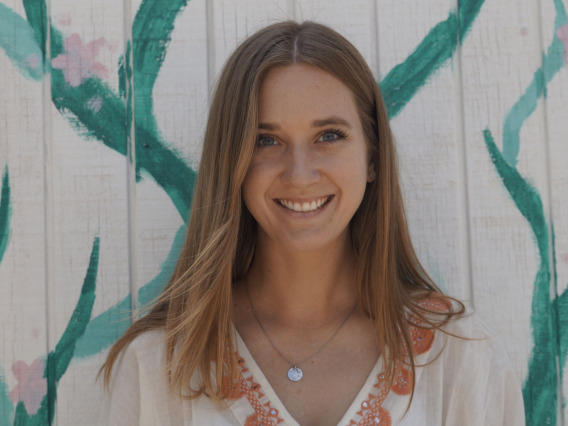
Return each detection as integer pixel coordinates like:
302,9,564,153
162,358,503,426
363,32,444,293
245,233,358,326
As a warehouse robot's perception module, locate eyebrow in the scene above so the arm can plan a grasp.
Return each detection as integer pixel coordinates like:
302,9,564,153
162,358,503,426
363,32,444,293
258,115,353,131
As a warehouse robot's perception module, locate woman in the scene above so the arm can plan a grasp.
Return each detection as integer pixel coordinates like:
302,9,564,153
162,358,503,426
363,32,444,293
100,21,524,425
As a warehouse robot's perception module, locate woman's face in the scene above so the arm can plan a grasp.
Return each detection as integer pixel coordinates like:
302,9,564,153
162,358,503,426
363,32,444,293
242,64,374,253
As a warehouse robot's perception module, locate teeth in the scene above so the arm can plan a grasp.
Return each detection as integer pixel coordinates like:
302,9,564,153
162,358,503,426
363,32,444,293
278,196,330,212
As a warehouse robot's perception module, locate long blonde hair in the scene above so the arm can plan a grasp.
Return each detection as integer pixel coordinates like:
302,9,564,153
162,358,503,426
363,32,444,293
102,20,464,401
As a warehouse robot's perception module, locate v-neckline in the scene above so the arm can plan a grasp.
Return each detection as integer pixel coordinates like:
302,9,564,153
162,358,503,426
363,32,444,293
233,328,384,425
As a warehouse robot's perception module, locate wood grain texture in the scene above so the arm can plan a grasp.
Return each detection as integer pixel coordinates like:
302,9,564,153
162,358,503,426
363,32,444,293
539,0,568,421
131,0,207,316
210,0,290,78
47,0,130,424
459,0,561,423
296,0,378,75
0,1,48,423
376,0,472,303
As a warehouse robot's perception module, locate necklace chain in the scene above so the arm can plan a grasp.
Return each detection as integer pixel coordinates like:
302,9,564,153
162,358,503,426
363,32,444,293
245,283,357,371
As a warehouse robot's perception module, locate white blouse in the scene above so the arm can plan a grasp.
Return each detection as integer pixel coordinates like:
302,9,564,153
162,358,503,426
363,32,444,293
98,313,525,425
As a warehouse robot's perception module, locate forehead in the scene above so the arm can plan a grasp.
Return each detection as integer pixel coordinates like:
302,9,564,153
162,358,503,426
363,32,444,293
258,64,359,125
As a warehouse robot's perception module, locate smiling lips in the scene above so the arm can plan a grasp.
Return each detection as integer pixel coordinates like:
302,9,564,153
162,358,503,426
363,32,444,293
277,196,332,213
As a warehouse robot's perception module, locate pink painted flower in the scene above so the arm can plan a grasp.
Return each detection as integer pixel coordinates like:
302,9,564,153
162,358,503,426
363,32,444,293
557,23,568,64
9,359,47,415
51,33,109,87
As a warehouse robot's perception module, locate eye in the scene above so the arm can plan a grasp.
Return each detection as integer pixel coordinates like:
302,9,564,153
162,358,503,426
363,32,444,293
318,128,347,143
256,135,278,147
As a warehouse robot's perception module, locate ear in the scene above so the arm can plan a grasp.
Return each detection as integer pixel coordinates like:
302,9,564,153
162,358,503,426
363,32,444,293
367,161,376,182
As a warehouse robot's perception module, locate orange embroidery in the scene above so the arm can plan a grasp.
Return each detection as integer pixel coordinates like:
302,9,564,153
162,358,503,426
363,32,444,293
410,325,435,355
224,354,284,425
350,300,442,425
349,372,392,425
226,297,443,425
391,365,412,396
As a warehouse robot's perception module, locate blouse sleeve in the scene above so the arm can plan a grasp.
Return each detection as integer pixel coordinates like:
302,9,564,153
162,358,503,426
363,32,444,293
97,342,141,426
481,334,525,426
441,316,526,426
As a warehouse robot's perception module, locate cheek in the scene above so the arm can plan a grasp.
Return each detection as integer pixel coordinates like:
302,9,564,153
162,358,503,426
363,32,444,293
242,163,269,217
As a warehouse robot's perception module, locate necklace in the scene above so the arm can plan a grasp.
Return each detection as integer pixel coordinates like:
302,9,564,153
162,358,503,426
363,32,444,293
246,284,357,382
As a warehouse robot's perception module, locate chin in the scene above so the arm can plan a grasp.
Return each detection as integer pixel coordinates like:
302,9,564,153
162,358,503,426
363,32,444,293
276,231,348,254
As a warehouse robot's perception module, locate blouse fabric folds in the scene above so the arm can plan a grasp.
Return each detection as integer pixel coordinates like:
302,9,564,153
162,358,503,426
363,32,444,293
98,314,525,425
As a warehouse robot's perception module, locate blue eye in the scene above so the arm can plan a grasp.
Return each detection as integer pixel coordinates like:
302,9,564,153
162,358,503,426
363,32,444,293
257,135,277,147
318,129,347,143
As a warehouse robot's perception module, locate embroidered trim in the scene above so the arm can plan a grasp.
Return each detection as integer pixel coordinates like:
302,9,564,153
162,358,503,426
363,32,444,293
349,297,448,425
225,354,284,425
227,297,447,425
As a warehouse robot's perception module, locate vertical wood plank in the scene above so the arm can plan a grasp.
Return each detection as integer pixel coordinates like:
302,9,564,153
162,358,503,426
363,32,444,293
459,0,556,422
296,0,378,75
0,1,48,424
211,0,291,78
46,0,130,423
129,0,209,316
539,0,568,422
375,0,471,303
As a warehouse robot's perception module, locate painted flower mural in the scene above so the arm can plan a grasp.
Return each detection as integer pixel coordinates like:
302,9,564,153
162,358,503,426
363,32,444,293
51,33,109,87
9,359,46,417
0,0,566,424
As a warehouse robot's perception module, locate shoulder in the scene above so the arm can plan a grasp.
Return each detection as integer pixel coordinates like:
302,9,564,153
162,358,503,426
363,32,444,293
121,328,168,364
115,328,173,394
429,312,513,378
106,327,169,385
98,329,176,425
429,313,525,425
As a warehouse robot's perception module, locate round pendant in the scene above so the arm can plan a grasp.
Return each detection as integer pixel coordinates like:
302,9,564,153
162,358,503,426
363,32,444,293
287,366,303,382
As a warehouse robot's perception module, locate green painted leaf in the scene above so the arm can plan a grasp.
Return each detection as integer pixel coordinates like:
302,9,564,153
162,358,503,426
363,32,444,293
381,0,485,119
484,130,558,425
0,167,11,264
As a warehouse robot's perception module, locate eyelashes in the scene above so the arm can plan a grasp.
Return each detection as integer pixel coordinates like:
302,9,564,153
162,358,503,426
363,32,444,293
256,128,349,147
256,135,278,147
318,127,348,143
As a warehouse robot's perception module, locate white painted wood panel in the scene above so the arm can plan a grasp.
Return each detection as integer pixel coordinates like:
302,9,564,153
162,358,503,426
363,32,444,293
459,0,556,422
131,0,208,317
375,0,470,303
210,0,291,78
47,0,131,424
296,0,378,75
0,1,49,423
539,0,568,421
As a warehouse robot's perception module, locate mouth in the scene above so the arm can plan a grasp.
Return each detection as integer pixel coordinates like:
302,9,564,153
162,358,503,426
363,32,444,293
276,195,333,213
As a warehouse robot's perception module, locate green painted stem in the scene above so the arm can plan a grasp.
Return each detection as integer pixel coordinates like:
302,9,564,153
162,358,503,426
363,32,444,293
131,0,190,141
74,225,186,359
0,365,13,425
484,130,558,425
381,0,485,119
501,0,568,167
0,167,11,264
13,236,99,425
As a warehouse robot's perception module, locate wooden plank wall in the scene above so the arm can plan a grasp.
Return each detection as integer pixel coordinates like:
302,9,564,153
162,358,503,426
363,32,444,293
0,0,567,424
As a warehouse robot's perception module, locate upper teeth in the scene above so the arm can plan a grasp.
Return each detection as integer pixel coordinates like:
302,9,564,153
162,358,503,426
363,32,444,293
278,196,329,212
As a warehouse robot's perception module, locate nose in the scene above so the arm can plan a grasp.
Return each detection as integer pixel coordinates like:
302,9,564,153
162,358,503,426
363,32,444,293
281,145,319,186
